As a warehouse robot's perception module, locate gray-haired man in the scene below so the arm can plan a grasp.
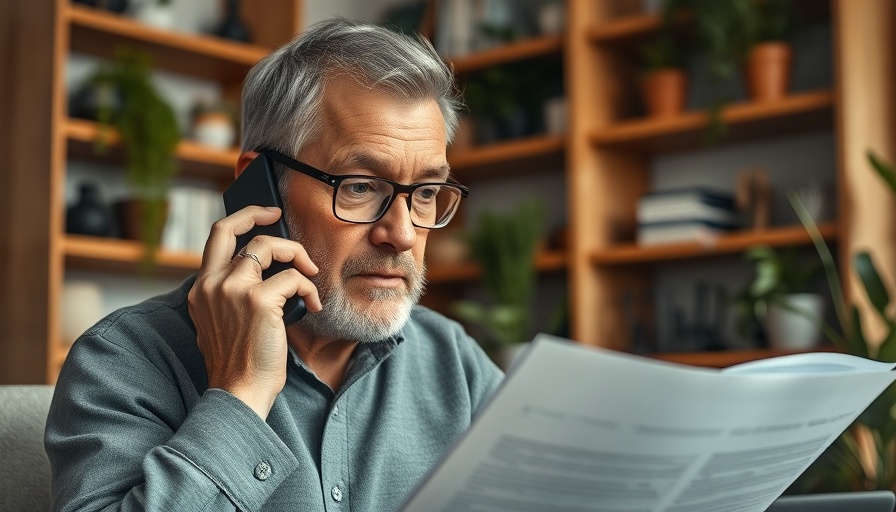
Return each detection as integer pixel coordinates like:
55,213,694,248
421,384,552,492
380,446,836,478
47,19,502,511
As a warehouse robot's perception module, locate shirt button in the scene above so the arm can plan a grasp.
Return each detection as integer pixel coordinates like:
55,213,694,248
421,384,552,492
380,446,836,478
331,485,343,502
333,405,339,417
254,461,272,481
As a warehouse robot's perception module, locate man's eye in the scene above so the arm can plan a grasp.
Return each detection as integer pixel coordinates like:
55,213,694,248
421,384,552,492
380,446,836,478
347,182,371,194
417,186,440,201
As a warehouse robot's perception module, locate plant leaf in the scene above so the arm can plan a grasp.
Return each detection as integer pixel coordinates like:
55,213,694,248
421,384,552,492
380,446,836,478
876,325,896,363
855,252,892,323
846,305,870,359
868,150,896,196
789,191,849,331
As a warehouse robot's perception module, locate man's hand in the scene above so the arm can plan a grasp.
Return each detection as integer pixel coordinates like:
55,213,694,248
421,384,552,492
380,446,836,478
188,206,322,419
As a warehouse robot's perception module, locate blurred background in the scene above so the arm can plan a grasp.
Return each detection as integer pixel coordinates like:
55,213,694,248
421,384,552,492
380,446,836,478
1,0,895,385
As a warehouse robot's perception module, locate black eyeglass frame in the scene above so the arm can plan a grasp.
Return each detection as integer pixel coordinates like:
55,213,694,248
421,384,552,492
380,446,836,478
262,149,470,229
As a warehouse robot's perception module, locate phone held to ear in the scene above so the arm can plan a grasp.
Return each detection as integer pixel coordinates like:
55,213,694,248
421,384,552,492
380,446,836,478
223,152,308,324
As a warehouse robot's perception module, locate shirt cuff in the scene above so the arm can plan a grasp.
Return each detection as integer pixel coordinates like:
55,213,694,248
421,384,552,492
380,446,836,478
165,388,299,512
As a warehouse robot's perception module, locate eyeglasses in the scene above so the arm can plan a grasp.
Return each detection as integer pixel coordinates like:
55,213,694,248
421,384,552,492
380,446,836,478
263,149,469,229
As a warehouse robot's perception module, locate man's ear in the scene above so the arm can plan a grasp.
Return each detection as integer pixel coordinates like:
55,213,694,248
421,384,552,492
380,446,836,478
235,151,260,179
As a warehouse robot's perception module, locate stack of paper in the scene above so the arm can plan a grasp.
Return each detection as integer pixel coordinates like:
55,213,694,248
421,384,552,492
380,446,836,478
637,188,741,246
401,335,896,512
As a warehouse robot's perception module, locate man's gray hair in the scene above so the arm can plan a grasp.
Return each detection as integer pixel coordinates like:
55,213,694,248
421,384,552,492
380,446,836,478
241,18,461,158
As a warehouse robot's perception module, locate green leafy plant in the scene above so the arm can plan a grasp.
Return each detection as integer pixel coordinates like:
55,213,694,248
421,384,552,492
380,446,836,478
640,26,686,73
789,150,896,492
452,200,544,350
734,245,820,338
742,0,796,47
659,0,795,142
89,47,180,264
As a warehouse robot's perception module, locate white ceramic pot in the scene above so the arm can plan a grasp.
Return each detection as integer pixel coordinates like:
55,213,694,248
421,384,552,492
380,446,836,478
766,293,825,350
61,280,105,345
543,96,568,135
134,3,176,31
193,112,236,150
537,2,565,36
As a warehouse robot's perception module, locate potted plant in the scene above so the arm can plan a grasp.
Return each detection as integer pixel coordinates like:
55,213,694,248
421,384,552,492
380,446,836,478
788,151,896,492
735,245,823,350
452,200,543,369
88,47,180,264
190,98,239,150
659,0,794,139
131,0,175,31
742,0,796,102
640,28,688,118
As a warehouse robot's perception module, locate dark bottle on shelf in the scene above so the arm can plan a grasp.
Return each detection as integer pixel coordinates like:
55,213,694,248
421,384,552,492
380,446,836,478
72,0,129,13
66,182,113,237
214,0,251,43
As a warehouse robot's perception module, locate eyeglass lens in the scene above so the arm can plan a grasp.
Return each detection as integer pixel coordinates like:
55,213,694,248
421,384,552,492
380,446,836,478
335,177,462,228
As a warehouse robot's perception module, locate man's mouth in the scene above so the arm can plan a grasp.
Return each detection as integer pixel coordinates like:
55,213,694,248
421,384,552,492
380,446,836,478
353,272,409,288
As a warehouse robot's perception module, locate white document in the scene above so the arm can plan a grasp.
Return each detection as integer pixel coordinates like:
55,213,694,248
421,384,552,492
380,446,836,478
400,334,896,512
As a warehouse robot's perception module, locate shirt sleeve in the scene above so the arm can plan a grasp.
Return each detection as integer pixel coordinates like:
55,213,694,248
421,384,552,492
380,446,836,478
456,327,505,417
46,332,299,512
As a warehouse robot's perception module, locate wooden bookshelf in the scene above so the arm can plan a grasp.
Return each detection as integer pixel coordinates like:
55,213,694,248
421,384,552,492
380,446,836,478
450,35,564,75
65,118,238,181
650,346,838,368
67,4,271,81
427,250,567,284
591,223,839,265
449,135,566,181
589,90,835,153
64,235,201,277
587,14,662,46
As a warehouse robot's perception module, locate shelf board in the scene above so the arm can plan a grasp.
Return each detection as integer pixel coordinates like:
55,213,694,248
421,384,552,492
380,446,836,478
448,135,566,181
590,90,835,153
64,235,201,277
65,118,238,181
588,14,662,46
427,251,567,284
450,35,564,75
67,4,270,81
649,346,837,368
591,223,839,265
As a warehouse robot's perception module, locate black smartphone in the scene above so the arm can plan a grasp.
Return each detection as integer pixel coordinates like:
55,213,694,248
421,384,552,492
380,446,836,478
223,152,307,324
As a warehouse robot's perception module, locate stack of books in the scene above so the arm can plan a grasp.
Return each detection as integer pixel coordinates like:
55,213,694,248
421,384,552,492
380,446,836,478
636,188,741,246
161,185,226,254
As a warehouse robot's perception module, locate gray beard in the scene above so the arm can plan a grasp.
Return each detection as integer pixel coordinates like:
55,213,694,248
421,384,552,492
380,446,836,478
289,216,427,343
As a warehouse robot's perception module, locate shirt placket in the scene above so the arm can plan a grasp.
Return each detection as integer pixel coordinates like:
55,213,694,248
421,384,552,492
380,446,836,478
321,398,349,511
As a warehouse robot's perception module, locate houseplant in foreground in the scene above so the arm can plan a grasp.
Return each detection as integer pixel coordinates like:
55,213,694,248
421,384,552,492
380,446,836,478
452,200,543,367
789,151,896,492
734,245,822,349
89,47,180,266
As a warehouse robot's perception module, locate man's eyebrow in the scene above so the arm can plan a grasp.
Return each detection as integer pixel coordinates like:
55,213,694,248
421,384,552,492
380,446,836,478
336,153,452,181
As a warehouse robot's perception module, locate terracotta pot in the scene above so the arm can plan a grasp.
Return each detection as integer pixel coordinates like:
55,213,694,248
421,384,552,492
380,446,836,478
746,42,793,102
642,68,688,118
114,199,169,245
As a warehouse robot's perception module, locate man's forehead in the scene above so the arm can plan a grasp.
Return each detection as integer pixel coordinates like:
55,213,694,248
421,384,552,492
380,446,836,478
331,150,451,181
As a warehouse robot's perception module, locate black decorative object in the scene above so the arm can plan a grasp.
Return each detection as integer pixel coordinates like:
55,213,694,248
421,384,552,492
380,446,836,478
72,0,129,13
213,0,251,43
68,83,124,121
103,0,129,13
66,182,113,237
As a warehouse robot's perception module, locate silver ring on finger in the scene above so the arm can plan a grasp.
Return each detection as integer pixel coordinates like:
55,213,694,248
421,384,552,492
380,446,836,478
237,246,262,269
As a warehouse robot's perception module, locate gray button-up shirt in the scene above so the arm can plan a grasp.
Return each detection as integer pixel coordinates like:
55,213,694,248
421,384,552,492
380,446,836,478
46,276,503,511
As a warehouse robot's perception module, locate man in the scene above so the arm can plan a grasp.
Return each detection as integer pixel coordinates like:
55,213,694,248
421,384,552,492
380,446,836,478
46,19,503,511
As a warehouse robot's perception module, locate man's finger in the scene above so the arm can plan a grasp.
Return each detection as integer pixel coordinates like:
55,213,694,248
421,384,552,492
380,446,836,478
200,206,282,273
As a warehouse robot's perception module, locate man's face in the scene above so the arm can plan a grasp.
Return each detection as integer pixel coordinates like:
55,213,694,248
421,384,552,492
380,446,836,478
283,79,449,343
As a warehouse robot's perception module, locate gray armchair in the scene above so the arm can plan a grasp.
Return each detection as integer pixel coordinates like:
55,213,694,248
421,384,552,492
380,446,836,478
0,385,54,512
